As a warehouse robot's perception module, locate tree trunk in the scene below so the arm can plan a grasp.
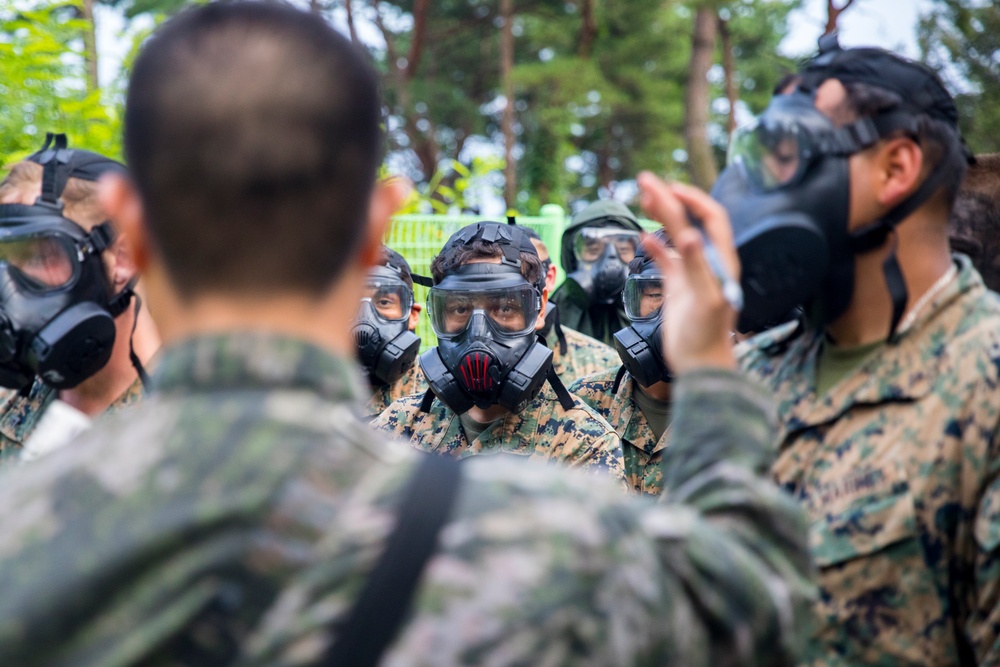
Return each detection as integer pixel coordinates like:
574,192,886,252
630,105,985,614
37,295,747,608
825,0,856,36
578,0,596,58
719,16,737,135
684,6,718,189
500,0,517,209
344,0,360,43
80,0,99,92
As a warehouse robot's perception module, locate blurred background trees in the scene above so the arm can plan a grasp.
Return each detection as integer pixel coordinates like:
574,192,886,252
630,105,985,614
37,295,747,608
1,0,997,213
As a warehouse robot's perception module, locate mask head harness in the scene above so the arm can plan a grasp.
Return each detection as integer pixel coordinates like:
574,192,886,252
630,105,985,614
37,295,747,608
612,230,672,388
418,220,574,415
0,133,141,391
714,34,970,340
353,247,421,388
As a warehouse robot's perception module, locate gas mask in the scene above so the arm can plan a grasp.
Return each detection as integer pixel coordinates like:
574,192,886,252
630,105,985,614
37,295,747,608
566,226,641,304
714,36,970,338
352,264,420,387
419,221,556,415
0,134,133,390
612,252,671,387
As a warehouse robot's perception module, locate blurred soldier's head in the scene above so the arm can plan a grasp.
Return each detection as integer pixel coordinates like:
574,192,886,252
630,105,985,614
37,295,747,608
101,1,405,349
949,154,1000,292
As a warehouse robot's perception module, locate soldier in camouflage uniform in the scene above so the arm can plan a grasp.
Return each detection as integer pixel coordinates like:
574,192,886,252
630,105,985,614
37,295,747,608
732,42,1000,665
570,231,674,495
0,144,158,466
522,227,620,385
0,4,814,665
372,222,626,485
359,247,428,416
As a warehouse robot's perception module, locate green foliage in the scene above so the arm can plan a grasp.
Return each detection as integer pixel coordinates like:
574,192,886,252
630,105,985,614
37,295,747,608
0,1,120,166
919,0,1000,153
396,156,506,214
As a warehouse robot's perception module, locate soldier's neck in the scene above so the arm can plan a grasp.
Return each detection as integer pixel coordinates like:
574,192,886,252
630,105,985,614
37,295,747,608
467,404,508,423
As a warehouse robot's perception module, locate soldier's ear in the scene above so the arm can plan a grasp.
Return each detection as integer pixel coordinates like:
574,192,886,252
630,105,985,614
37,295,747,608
363,178,411,269
535,289,549,331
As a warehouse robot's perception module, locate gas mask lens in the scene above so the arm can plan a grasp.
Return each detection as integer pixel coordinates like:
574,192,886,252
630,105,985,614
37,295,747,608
0,234,79,290
728,117,806,192
361,276,413,322
428,285,540,338
622,275,665,321
573,227,641,264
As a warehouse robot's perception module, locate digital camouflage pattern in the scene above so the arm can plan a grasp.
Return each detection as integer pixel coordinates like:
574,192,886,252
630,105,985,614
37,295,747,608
0,332,814,666
371,380,628,488
570,365,667,495
738,255,1000,666
0,376,143,468
547,324,620,387
366,362,427,416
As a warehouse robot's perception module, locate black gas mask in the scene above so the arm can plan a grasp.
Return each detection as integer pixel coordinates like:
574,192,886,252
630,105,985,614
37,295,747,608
612,246,671,387
567,225,641,304
419,222,560,415
714,35,971,338
0,134,134,390
352,264,420,387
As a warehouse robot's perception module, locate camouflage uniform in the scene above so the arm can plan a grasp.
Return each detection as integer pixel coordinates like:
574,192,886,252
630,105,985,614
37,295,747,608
371,383,629,487
738,255,1000,666
570,365,667,495
366,362,427,416
0,376,143,467
547,324,620,387
0,332,814,666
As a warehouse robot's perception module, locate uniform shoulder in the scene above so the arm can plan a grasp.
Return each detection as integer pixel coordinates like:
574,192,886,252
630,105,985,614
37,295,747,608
536,385,619,441
569,365,623,396
369,391,429,433
563,326,615,353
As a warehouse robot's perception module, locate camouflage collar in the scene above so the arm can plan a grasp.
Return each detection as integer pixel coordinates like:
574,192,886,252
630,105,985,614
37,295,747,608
609,371,668,456
0,374,144,447
743,255,982,432
151,333,367,403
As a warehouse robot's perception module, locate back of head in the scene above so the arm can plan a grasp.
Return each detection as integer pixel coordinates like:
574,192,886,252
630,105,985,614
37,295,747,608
379,246,414,291
949,154,1000,290
125,1,382,299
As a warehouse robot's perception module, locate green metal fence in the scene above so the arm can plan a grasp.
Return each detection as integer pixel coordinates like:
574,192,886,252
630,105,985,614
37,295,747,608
384,205,663,349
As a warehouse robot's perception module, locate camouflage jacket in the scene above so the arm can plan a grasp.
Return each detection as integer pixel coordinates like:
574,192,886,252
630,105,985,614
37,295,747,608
548,324,620,387
570,365,668,495
0,376,143,468
738,255,1000,666
371,383,628,487
0,332,815,667
366,362,427,416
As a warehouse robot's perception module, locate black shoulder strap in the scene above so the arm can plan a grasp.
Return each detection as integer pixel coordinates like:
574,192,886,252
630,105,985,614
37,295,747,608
418,387,436,413
545,364,575,411
322,454,462,666
610,364,628,394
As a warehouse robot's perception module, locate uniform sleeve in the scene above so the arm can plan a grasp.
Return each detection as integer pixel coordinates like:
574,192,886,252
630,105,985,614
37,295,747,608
970,426,1000,662
648,367,816,667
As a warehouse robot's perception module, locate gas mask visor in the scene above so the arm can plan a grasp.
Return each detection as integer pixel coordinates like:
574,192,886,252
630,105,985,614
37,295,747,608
572,227,641,265
360,269,414,324
428,278,541,340
728,94,848,193
621,274,666,322
0,216,93,295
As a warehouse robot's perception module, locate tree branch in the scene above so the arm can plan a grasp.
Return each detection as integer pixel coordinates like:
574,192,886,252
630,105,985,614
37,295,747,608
825,0,857,36
404,0,429,79
344,0,360,43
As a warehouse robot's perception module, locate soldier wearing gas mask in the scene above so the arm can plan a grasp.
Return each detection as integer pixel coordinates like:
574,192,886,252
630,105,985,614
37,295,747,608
371,221,625,484
548,200,643,346
354,246,426,416
519,227,619,386
723,37,1000,665
0,134,159,465
570,229,672,496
